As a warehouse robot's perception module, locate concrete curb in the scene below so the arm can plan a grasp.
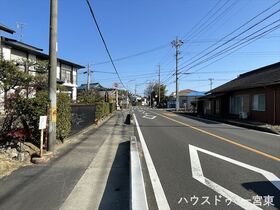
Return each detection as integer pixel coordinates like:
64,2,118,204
130,136,148,210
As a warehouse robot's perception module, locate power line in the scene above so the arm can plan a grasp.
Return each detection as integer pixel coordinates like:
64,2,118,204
160,0,228,84
181,79,229,82
179,23,280,81
184,0,237,43
187,70,247,74
161,0,241,86
179,19,280,75
184,35,280,45
178,13,280,75
161,69,175,83
93,43,169,65
182,0,223,41
85,0,126,89
179,1,280,69
156,0,234,81
78,70,116,75
163,18,280,86
79,70,172,82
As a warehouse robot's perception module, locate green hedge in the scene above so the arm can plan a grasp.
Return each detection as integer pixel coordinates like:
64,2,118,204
56,93,71,140
11,91,49,145
3,91,72,144
96,101,112,120
109,103,116,113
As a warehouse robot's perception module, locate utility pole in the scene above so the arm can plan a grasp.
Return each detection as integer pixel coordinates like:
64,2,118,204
0,35,3,60
149,82,154,108
158,64,161,107
150,92,152,107
209,78,214,90
84,64,93,91
47,0,58,152
114,83,120,110
172,37,183,111
87,64,91,91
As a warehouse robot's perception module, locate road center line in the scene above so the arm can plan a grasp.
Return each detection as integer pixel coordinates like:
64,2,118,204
133,114,170,210
150,111,280,162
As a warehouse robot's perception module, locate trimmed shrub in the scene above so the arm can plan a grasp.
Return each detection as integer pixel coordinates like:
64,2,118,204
1,91,49,146
95,101,111,121
57,93,71,140
77,90,103,105
104,102,110,117
1,91,72,145
109,103,116,113
95,102,103,120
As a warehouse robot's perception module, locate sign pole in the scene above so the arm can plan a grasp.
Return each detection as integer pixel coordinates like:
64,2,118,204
39,116,47,157
40,129,44,157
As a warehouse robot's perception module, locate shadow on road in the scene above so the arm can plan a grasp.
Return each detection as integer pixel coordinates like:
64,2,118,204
99,141,130,210
242,181,280,209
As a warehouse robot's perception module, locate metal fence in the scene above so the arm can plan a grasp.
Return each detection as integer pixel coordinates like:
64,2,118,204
70,104,96,135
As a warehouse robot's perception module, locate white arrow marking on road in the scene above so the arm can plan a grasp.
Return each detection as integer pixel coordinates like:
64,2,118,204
189,144,280,210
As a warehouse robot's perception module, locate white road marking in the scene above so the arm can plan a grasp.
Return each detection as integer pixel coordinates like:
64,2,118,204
134,114,170,210
130,136,149,210
189,144,280,210
143,115,156,120
142,111,156,120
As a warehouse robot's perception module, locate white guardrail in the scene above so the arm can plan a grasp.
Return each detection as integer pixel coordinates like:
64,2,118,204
130,136,149,210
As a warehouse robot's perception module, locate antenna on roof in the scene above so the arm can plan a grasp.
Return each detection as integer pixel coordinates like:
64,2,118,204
16,22,25,42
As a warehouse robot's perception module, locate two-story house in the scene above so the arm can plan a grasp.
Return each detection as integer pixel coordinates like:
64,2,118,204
0,36,84,103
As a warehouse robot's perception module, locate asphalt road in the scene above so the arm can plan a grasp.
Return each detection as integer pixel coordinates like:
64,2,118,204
133,107,280,210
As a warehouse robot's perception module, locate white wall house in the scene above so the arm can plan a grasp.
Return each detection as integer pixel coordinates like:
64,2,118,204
0,36,84,104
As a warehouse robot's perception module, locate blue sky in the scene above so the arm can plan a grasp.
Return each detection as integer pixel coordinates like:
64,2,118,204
0,0,279,95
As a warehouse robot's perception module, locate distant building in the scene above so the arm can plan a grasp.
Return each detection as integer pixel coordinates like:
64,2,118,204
77,83,114,92
198,62,280,125
77,82,116,102
0,36,84,103
167,89,205,110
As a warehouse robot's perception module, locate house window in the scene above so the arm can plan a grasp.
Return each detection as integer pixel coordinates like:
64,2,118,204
204,100,211,114
61,64,72,83
230,95,243,114
215,99,220,114
72,68,77,85
252,94,265,111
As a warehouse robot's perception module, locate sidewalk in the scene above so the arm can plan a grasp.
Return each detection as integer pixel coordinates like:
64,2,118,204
173,111,280,135
0,110,133,210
